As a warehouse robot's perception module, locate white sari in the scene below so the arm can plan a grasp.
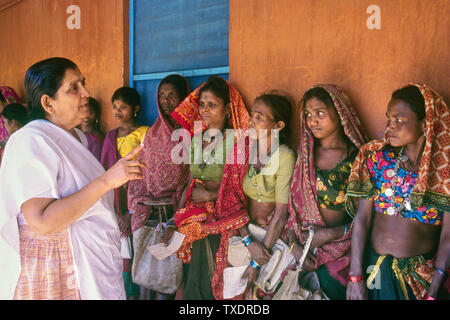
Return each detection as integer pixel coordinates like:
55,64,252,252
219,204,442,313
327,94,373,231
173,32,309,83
0,120,125,300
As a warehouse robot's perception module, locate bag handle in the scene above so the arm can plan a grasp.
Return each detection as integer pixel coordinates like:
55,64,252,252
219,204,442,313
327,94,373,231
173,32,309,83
296,226,315,271
162,205,168,223
157,206,162,224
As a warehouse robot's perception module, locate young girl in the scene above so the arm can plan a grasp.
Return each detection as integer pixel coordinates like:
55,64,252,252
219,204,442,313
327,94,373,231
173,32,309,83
101,87,149,300
287,84,368,300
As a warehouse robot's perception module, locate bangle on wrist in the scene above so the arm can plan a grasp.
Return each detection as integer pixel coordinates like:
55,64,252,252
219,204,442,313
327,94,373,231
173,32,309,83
250,259,260,269
348,275,363,283
244,238,253,247
242,235,253,247
290,242,296,252
434,267,446,277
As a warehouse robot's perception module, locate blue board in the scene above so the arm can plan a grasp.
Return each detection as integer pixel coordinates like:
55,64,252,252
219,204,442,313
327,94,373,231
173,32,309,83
130,0,230,126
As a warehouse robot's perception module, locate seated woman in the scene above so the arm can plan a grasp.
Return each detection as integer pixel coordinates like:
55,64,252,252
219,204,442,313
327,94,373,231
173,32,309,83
127,74,190,300
0,87,22,163
166,76,250,300
346,84,449,300
1,103,28,136
231,92,296,300
100,87,150,300
79,97,104,161
286,84,368,300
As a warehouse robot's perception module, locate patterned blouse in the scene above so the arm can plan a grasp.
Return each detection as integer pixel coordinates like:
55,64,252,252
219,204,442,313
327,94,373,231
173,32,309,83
316,149,357,211
367,149,443,226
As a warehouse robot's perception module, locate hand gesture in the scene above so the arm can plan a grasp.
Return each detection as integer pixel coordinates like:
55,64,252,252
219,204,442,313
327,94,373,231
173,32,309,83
102,144,146,189
247,240,272,266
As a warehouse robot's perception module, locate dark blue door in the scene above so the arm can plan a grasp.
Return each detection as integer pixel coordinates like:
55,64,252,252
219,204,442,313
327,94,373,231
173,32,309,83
129,0,229,125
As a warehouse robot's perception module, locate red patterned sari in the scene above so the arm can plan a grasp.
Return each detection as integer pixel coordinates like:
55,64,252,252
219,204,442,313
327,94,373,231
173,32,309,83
171,78,250,299
346,83,450,298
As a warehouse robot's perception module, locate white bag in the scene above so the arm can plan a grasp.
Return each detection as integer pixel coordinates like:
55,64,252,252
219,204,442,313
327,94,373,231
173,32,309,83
226,223,295,294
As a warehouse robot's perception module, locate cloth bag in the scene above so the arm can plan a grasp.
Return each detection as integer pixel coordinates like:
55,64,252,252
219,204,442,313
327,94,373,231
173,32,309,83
272,226,328,300
227,223,295,294
131,205,183,294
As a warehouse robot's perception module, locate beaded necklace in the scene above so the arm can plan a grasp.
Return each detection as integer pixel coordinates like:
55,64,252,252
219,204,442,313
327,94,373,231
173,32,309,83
198,128,226,171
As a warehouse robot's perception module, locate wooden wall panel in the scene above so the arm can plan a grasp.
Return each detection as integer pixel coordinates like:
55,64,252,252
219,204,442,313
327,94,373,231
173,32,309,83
0,0,128,131
230,0,450,147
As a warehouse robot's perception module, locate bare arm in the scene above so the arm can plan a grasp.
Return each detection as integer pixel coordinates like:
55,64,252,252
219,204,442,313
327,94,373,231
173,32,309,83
22,145,145,235
426,211,450,298
347,198,375,300
262,203,289,250
177,173,193,209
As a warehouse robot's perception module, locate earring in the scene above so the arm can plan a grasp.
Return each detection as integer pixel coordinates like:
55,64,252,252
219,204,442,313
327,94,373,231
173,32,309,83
227,113,231,120
424,131,427,138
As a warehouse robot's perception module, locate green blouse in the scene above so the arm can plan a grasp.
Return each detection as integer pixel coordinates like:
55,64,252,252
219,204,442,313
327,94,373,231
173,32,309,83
315,149,358,210
243,144,296,204
189,133,234,181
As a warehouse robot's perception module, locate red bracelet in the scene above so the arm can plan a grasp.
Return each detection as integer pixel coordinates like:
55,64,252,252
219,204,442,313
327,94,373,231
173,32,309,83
348,275,363,283
424,295,436,300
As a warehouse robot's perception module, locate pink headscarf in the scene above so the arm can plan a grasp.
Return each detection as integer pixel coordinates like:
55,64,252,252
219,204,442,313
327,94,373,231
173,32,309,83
127,76,191,232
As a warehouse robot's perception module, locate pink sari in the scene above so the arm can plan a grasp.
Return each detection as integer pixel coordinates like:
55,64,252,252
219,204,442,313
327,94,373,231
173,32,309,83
127,82,190,233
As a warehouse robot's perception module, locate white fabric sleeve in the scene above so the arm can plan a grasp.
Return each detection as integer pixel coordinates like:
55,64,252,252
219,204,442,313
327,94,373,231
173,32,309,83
3,131,61,210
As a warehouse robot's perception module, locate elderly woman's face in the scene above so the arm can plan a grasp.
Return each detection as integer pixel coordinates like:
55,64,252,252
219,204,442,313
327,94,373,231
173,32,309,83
385,98,424,147
304,97,340,140
249,99,278,141
198,90,228,130
48,68,90,129
158,83,181,116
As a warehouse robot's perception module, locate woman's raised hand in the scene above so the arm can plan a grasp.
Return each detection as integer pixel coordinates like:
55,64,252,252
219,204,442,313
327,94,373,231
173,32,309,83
247,240,272,266
102,144,146,189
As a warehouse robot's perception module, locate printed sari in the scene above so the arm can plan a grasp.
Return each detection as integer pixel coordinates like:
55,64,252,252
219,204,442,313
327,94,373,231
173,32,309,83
127,78,190,233
346,83,450,299
287,84,369,287
171,78,250,300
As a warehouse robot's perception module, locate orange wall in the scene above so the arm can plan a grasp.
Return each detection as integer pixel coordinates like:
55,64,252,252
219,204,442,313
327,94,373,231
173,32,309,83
0,0,128,132
230,0,450,147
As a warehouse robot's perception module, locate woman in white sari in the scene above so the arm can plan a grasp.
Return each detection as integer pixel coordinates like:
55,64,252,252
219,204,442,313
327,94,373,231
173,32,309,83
0,57,145,300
